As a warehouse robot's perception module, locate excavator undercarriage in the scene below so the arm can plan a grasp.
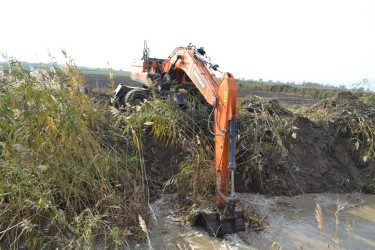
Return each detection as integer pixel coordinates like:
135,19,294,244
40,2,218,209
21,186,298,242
113,41,245,236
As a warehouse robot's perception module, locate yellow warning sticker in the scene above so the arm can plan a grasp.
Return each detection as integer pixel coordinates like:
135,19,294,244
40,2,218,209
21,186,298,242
224,91,228,103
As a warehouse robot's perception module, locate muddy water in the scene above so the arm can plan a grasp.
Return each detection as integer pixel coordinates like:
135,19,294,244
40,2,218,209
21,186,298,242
141,193,375,249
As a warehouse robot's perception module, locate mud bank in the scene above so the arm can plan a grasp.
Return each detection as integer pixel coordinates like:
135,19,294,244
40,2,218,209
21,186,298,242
236,91,375,195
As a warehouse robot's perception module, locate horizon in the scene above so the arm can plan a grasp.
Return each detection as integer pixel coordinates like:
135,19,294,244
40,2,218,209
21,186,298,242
0,60,373,91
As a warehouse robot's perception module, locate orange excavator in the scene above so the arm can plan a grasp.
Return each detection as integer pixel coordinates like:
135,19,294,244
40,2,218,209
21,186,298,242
114,41,245,236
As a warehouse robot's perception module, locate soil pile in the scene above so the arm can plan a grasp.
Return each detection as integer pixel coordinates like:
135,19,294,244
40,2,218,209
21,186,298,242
236,91,375,195
240,93,294,117
286,115,368,194
309,91,375,117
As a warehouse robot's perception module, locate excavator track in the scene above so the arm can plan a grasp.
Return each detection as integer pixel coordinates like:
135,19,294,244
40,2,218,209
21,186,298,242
124,88,149,106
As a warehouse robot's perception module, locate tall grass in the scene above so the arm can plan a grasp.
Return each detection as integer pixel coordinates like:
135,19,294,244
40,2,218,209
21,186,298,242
118,94,216,198
236,98,293,194
341,116,375,193
0,57,148,248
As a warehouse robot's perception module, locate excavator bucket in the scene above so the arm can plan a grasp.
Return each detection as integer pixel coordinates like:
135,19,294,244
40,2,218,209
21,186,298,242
190,73,246,237
191,208,245,237
189,73,246,237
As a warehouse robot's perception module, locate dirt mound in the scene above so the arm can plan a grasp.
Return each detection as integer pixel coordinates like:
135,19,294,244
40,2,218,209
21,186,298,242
236,92,375,196
285,115,369,194
310,91,373,116
240,94,294,117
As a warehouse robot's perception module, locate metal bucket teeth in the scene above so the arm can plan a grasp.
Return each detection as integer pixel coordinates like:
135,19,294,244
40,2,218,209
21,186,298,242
191,209,245,237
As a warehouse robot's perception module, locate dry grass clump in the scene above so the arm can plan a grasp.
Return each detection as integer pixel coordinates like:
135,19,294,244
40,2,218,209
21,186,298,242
315,203,324,231
314,200,351,249
236,96,293,194
242,204,266,231
0,57,148,248
304,91,375,193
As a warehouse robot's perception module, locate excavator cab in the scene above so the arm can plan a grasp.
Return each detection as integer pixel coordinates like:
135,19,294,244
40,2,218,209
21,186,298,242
130,41,166,86
116,41,245,237
197,47,206,56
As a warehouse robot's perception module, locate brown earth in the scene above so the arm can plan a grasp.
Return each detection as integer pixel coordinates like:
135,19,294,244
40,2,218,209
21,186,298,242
85,74,375,196
237,91,375,195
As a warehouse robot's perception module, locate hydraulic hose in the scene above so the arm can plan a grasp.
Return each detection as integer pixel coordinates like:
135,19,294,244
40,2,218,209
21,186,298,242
208,94,226,137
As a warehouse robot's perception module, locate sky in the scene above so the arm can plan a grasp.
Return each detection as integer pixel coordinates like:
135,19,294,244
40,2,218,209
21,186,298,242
1,0,375,88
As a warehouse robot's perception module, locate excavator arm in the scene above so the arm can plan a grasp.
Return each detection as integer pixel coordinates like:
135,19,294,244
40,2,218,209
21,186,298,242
161,46,238,207
160,45,244,235
124,42,245,236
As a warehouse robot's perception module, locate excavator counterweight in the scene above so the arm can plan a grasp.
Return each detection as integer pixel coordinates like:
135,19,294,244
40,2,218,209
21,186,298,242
113,41,245,236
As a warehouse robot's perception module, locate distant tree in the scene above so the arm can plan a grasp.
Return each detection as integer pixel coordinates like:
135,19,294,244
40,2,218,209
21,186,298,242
353,78,373,91
338,85,346,89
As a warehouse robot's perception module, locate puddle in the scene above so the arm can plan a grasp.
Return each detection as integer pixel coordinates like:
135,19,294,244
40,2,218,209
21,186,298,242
139,193,375,249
